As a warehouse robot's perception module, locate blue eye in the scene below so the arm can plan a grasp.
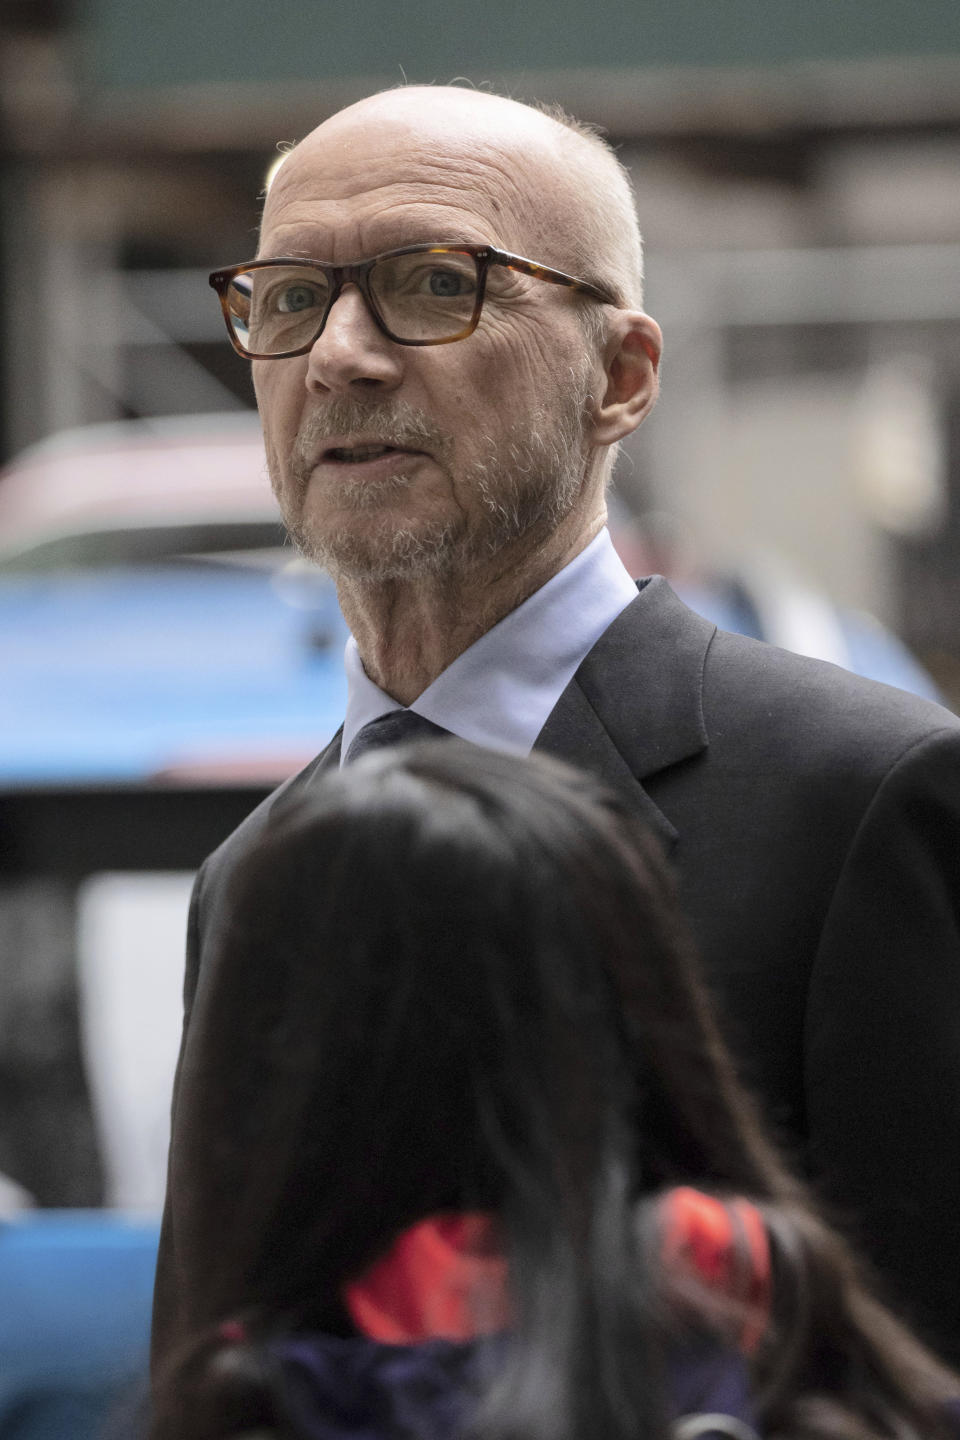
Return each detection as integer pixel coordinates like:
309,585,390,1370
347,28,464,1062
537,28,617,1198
278,284,320,313
428,269,469,298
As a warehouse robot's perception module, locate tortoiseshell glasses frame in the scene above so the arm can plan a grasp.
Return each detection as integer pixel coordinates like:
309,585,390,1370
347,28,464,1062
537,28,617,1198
208,243,617,358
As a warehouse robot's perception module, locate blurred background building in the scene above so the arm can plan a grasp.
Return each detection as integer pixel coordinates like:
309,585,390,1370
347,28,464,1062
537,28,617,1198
1,3,959,1426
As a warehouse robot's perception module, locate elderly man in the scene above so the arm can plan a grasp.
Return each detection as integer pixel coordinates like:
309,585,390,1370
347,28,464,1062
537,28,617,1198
156,86,960,1360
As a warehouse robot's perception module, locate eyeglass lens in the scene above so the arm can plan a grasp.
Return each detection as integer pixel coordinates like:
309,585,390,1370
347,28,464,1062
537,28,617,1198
225,251,480,353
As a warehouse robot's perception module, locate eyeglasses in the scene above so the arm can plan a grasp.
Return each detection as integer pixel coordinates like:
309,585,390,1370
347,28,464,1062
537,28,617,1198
208,243,616,358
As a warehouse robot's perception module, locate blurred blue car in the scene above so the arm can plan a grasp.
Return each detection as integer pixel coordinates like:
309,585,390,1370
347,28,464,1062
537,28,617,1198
0,412,349,792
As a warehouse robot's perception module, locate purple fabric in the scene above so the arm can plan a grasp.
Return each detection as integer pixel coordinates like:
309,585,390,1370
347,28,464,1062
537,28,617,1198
668,1341,755,1423
269,1331,759,1440
271,1332,503,1440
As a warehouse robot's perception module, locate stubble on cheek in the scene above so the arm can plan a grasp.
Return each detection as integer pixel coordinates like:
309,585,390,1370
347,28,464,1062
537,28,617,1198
467,359,596,551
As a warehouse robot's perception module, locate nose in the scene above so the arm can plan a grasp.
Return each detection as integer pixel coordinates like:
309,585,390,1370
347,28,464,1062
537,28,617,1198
304,284,404,395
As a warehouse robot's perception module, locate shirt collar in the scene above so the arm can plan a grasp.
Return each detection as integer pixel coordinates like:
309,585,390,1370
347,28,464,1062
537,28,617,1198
341,527,639,764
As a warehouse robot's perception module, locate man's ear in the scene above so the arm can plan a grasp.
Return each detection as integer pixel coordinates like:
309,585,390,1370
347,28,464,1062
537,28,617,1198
591,312,662,446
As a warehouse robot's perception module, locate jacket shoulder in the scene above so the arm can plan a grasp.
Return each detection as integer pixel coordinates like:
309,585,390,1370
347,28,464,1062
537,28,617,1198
703,623,959,769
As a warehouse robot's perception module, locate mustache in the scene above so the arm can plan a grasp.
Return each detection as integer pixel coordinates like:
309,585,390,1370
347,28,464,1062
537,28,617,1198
291,399,455,477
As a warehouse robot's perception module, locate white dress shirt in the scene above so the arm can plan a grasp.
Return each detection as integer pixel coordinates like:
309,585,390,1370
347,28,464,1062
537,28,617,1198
340,528,639,764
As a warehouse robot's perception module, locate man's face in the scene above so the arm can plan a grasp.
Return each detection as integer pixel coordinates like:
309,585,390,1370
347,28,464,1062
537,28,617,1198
253,100,604,584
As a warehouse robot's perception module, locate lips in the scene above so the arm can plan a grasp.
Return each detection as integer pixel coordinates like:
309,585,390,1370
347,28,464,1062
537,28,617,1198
326,443,408,463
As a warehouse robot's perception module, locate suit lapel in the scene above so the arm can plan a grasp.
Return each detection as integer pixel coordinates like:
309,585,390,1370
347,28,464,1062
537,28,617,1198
270,727,343,811
304,727,343,780
535,578,716,852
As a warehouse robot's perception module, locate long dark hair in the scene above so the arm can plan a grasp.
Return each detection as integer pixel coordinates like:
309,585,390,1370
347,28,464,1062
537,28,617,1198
152,742,957,1440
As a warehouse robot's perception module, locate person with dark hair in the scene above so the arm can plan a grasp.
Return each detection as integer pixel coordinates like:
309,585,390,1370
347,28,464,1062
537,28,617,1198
157,84,960,1364
152,743,960,1440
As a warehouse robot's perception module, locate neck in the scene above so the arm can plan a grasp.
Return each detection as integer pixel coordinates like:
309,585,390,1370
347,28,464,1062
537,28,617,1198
339,513,604,706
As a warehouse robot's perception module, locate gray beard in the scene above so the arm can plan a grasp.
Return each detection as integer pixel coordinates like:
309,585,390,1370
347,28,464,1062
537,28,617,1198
273,380,593,584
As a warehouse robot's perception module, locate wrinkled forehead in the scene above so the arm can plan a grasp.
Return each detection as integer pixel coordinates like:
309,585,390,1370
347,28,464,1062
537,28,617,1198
259,95,573,262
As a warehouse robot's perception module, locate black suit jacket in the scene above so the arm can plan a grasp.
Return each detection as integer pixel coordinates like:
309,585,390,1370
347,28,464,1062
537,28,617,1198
154,577,960,1360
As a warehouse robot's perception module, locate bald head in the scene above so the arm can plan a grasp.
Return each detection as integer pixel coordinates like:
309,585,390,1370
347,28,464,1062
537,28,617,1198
263,86,644,310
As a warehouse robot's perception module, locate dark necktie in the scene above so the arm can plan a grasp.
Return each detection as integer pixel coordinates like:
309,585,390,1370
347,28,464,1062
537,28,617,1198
344,709,450,764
